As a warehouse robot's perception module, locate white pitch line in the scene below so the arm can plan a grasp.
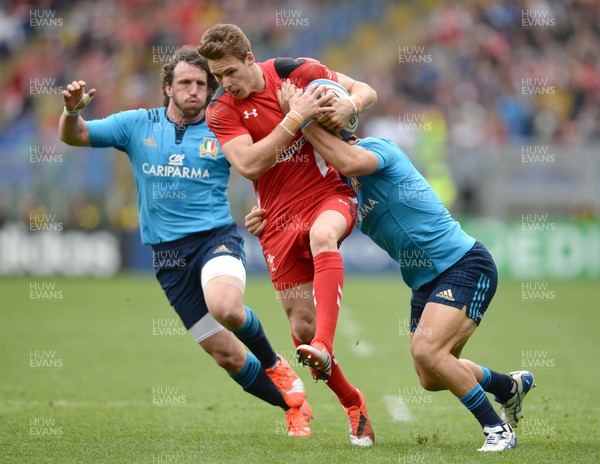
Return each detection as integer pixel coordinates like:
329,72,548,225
383,395,412,422
338,305,374,357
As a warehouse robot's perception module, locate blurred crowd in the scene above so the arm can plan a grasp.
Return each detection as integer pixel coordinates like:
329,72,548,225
0,0,598,230
2,0,598,142
0,0,331,126
365,0,600,150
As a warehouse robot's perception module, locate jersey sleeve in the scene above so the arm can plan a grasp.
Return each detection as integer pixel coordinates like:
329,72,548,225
86,109,143,152
278,57,338,85
356,137,409,175
206,93,248,146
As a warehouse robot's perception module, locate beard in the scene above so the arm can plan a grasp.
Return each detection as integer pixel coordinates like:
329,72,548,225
171,95,205,120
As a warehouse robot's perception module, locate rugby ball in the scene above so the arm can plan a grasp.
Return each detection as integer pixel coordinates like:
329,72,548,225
307,79,359,140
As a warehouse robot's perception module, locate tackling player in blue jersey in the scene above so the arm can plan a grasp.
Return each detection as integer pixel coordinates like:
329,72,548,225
246,81,537,451
58,46,312,436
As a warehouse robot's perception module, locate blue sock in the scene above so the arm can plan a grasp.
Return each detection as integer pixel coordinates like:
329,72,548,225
229,352,288,410
459,384,502,428
480,366,492,389
479,366,514,403
232,306,278,369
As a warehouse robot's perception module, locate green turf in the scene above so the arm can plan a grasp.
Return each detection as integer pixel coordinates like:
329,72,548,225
1,275,598,463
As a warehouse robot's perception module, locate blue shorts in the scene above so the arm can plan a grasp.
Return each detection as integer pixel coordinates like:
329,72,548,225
409,242,498,332
151,223,245,330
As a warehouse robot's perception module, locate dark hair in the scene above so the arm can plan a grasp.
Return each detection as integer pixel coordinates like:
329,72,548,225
198,23,251,62
161,45,218,106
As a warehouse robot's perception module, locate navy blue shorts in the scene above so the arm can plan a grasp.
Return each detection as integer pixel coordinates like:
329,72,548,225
151,223,245,330
409,242,498,332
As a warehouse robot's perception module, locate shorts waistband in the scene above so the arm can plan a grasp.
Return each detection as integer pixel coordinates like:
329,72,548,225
151,223,235,251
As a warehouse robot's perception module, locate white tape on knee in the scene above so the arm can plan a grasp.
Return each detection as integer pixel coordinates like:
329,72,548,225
201,256,246,290
204,275,245,294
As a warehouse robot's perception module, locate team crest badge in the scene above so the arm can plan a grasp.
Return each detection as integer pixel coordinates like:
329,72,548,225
199,137,219,159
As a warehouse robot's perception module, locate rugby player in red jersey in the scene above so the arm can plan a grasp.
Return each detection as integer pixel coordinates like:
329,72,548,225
199,24,377,446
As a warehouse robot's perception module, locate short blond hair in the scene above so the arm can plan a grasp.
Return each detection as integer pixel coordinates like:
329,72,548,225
198,23,251,62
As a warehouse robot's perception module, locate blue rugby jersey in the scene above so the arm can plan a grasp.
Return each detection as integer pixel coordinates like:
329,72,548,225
87,108,233,245
349,137,476,290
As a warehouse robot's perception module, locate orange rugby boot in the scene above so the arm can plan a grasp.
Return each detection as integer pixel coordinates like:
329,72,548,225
266,354,306,408
286,401,313,437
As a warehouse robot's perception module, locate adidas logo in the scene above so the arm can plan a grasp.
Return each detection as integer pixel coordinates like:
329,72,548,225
213,244,232,254
435,289,455,301
143,135,157,147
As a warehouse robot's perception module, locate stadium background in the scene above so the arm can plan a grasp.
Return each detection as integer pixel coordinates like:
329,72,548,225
1,0,598,279
1,1,600,463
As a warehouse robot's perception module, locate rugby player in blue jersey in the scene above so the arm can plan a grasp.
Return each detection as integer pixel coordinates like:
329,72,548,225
58,46,312,436
246,81,536,451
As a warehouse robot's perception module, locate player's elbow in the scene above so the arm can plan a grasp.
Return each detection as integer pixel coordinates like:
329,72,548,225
59,119,91,147
355,85,378,112
336,163,357,178
59,134,85,147
237,165,263,181
234,160,272,180
59,131,76,146
59,132,71,145
361,87,378,112
369,87,378,106
337,159,370,178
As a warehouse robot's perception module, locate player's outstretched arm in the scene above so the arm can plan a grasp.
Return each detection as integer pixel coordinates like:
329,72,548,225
301,122,378,178
220,90,335,181
59,80,96,147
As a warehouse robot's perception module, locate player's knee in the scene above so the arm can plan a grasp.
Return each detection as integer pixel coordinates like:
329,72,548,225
309,225,338,254
285,299,316,342
410,336,440,371
412,359,444,391
206,293,245,330
290,318,315,343
416,370,444,391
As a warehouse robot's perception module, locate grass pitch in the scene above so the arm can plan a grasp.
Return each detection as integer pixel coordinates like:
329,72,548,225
0,275,598,463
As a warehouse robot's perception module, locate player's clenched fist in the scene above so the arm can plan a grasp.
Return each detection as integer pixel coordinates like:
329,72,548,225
62,80,96,113
245,206,267,237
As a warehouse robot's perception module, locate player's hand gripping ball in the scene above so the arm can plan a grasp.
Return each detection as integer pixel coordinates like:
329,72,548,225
307,79,359,141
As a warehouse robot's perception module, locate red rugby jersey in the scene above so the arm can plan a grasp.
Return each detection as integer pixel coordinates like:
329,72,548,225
206,57,353,220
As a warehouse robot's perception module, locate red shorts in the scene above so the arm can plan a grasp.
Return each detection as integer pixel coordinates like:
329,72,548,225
260,188,357,291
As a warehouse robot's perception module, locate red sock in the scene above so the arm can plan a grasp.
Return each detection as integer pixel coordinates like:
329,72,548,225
293,333,360,408
312,251,344,354
290,332,305,348
327,355,361,408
